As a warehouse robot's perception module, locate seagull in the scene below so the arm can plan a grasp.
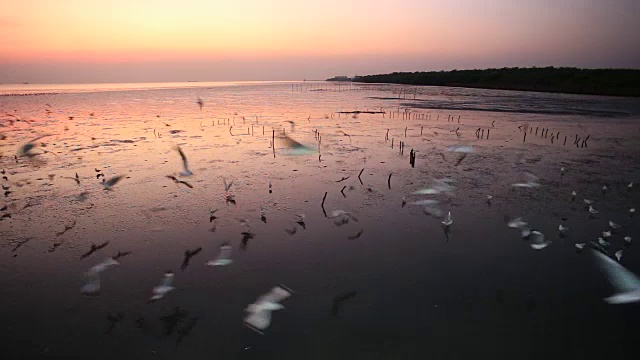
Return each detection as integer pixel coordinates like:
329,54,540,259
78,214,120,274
80,258,119,296
609,221,622,229
175,146,192,176
575,243,586,250
103,175,124,190
196,98,204,111
209,209,218,222
486,195,493,203
149,271,175,302
583,199,595,205
206,244,233,266
589,205,599,214
598,237,611,247
16,134,56,158
181,247,202,271
296,213,306,229
529,230,550,250
628,182,634,191
260,206,267,223
602,185,607,194
560,167,565,178
447,145,473,153
328,210,358,225
401,196,406,208
615,250,623,262
442,211,453,227
414,178,455,195
602,231,612,238
166,175,193,189
629,208,635,215
279,135,314,156
348,229,364,240
624,236,632,243
591,249,640,304
224,178,234,192
244,285,293,334
80,241,110,259
511,171,540,188
571,191,577,200
507,217,527,229
558,224,569,236
411,200,439,207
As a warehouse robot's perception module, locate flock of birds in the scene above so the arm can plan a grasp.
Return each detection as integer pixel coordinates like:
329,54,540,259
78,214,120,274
2,94,640,341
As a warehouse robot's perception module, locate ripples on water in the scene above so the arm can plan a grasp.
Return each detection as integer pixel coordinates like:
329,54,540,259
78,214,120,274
1,81,640,358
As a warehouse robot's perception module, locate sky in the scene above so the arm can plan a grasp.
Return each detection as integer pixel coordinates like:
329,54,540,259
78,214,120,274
1,0,639,84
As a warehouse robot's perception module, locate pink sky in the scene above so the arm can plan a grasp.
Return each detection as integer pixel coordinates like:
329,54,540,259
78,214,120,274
1,0,639,83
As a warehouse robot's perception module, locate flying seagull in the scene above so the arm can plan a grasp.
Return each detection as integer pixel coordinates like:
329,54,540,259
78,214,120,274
507,217,527,229
181,247,202,271
103,175,124,190
528,230,550,250
80,258,119,296
16,134,57,158
512,171,541,188
149,271,175,302
166,175,193,189
205,244,233,266
244,285,293,334
442,211,453,227
175,146,193,176
592,249,640,304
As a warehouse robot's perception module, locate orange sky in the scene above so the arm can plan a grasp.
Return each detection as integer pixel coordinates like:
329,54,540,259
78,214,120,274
1,0,639,83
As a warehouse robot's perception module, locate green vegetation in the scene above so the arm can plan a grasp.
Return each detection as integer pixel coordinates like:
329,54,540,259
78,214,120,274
352,67,640,97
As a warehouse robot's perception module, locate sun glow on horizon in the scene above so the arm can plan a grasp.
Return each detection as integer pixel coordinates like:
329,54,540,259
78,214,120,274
1,0,639,83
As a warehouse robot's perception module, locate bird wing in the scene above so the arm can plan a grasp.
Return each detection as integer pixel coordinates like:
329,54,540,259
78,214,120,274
104,175,123,187
592,250,640,293
279,135,311,151
176,146,189,170
258,286,292,304
81,271,101,295
244,309,271,330
91,258,119,273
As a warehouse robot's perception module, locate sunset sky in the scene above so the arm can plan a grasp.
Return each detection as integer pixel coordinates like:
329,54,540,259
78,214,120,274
1,0,639,83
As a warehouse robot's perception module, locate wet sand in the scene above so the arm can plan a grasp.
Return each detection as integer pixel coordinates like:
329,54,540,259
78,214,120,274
1,82,640,359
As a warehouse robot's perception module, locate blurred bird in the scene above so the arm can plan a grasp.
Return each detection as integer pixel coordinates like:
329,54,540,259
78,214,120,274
205,244,233,266
244,285,293,333
80,258,119,296
609,221,622,229
103,175,124,190
529,230,550,250
442,211,453,227
592,250,640,304
175,146,193,176
149,271,175,302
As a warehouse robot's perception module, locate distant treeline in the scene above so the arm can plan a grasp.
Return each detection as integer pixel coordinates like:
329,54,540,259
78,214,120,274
353,67,640,97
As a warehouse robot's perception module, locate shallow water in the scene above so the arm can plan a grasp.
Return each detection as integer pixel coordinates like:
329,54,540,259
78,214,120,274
1,81,640,359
